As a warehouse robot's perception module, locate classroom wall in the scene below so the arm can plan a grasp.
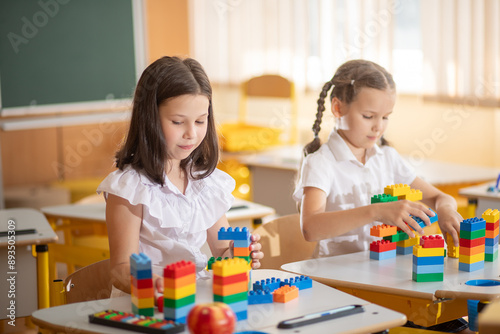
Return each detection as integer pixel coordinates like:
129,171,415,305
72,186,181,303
0,0,190,190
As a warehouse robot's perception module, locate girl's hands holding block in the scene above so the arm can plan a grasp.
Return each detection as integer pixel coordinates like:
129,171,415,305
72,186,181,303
372,200,435,238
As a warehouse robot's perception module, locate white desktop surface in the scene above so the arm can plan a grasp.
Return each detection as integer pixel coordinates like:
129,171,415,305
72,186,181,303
41,198,275,224
32,269,406,334
282,251,500,301
459,182,500,217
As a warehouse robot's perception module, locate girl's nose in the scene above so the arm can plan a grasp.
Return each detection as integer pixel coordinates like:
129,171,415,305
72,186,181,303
184,124,196,139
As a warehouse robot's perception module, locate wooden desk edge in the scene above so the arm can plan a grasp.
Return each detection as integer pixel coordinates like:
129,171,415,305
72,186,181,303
0,236,58,247
31,314,95,334
435,290,500,302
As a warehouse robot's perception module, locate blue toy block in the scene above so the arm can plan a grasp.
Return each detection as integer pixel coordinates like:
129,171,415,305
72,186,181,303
280,276,313,290
130,253,151,270
459,261,484,272
485,244,498,254
164,303,193,323
370,249,396,260
227,300,248,314
253,277,281,292
396,246,413,255
485,235,499,246
461,218,486,231
248,289,273,304
234,310,248,321
408,210,438,231
218,227,250,241
130,268,152,279
412,263,444,274
234,239,252,247
412,255,444,266
428,209,438,224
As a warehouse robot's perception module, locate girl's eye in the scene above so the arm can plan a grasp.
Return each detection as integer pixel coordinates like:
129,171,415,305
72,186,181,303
196,120,205,124
383,116,389,120
362,115,372,119
172,121,182,125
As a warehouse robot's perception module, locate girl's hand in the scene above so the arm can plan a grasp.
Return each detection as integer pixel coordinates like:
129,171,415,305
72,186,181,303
154,273,163,294
436,205,462,247
249,233,263,269
373,200,436,238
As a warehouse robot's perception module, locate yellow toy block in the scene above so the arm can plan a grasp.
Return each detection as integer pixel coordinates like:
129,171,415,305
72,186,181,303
459,253,485,264
131,296,154,308
446,234,459,258
397,236,420,248
413,245,445,257
482,209,500,223
163,283,196,300
399,189,423,202
370,224,397,237
212,258,251,277
384,184,411,197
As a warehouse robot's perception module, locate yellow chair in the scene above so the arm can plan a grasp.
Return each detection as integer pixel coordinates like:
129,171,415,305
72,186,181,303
253,214,317,270
51,259,112,306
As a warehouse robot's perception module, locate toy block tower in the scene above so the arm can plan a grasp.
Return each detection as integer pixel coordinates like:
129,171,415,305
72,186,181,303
218,227,252,263
212,258,251,321
412,235,445,282
482,209,499,262
130,253,155,316
459,218,486,272
163,260,196,323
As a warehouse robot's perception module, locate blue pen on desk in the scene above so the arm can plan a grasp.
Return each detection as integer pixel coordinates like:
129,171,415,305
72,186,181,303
277,304,364,329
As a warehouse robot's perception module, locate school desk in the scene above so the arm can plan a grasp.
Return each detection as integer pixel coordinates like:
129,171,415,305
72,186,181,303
0,208,58,318
228,145,500,215
459,181,500,217
31,269,406,334
41,199,275,281
478,298,500,334
282,250,500,327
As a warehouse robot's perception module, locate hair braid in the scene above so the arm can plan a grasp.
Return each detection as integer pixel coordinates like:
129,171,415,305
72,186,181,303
303,80,334,156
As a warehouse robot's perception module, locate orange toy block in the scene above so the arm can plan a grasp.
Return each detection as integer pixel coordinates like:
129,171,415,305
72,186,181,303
482,209,500,223
485,227,499,239
273,285,299,303
370,224,397,237
163,273,196,289
233,247,251,257
131,286,154,299
384,184,411,197
213,280,248,296
459,244,485,256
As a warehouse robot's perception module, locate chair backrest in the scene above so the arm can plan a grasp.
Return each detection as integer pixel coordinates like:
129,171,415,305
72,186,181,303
253,214,317,270
63,259,112,304
238,74,298,144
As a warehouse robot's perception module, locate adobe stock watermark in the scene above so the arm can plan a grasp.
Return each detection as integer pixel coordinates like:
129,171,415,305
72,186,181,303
7,0,71,54
5,219,17,326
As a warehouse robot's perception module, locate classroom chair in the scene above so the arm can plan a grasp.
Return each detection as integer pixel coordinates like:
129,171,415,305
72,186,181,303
51,259,112,306
253,214,317,270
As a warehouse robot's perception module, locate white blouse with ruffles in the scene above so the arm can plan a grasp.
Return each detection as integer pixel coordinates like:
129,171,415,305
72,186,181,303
97,166,235,279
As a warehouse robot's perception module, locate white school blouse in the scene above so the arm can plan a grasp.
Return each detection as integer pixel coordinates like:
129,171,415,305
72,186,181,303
97,166,235,279
293,130,416,258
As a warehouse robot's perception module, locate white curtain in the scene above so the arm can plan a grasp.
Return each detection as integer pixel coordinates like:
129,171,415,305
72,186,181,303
189,0,396,91
422,0,500,106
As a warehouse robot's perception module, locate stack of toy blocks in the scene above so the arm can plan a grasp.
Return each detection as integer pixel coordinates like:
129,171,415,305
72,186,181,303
212,258,251,321
130,253,155,316
218,227,252,263
446,234,459,258
482,209,499,262
163,260,196,323
412,235,445,282
459,218,486,272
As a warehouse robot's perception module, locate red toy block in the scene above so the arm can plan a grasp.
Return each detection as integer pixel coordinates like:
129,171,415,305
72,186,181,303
486,221,499,231
163,260,195,279
370,240,396,253
213,272,248,285
370,224,397,237
420,235,444,248
459,237,485,248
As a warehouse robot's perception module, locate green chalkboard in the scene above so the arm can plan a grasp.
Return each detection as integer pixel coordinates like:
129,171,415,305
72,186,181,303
0,0,140,115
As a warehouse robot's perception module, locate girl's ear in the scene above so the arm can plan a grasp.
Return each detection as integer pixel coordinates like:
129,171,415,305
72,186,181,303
331,97,343,118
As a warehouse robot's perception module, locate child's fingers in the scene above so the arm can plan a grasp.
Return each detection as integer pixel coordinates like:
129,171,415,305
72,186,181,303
250,233,261,242
403,216,424,236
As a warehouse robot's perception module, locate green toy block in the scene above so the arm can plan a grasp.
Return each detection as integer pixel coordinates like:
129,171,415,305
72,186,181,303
485,251,498,262
412,272,443,282
460,229,486,240
383,230,409,242
371,194,398,204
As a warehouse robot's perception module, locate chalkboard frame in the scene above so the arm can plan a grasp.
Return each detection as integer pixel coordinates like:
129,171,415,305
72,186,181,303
0,0,146,117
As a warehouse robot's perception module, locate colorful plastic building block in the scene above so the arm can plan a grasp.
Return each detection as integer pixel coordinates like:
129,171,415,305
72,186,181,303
370,224,397,237
459,217,486,272
370,249,396,260
130,253,155,316
218,227,250,240
383,230,409,242
446,234,459,258
384,184,411,197
371,193,398,203
412,236,444,282
482,209,499,262
420,235,445,248
163,261,196,323
248,289,273,304
370,240,396,253
280,276,312,290
399,189,423,201
273,285,298,303
253,277,282,292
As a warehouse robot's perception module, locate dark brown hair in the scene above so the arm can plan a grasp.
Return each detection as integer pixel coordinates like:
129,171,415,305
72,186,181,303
115,56,219,185
303,59,395,156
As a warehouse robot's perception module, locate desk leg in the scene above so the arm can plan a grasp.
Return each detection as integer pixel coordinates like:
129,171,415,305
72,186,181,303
252,218,263,230
36,245,50,309
467,199,477,219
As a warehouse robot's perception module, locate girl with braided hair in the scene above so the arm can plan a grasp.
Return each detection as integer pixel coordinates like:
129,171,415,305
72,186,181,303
293,59,462,258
